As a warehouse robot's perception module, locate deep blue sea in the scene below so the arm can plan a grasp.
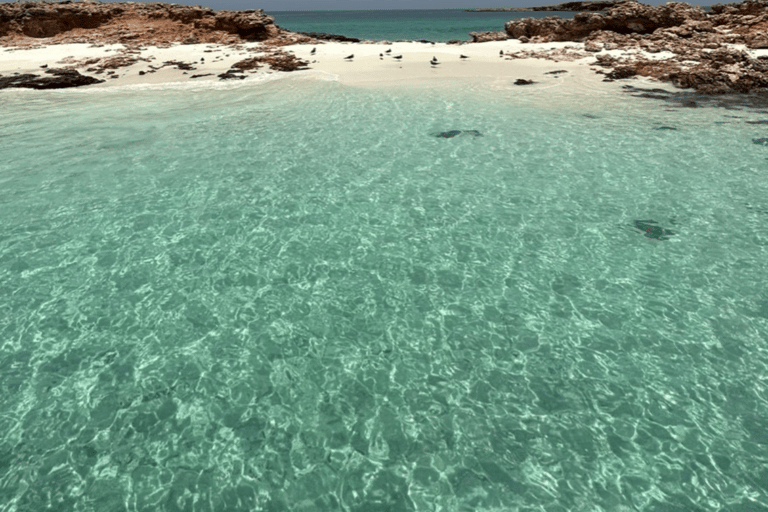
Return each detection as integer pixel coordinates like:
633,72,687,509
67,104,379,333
1,25,768,512
267,9,576,42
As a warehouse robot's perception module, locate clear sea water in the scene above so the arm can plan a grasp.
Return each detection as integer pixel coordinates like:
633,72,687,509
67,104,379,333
267,9,576,42
1,74,768,512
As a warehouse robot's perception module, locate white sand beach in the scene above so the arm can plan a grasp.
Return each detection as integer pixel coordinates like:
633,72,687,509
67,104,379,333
0,39,639,91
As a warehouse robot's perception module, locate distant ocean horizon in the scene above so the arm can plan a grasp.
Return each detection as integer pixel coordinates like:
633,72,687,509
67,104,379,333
267,9,577,42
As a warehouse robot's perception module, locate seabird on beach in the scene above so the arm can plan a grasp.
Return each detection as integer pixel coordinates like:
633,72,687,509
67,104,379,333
430,58,439,66
460,54,469,59
344,54,354,60
385,49,392,53
310,47,316,54
500,50,504,56
393,55,403,60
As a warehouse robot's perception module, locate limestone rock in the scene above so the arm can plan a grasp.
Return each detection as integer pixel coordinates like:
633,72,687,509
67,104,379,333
584,40,602,51
470,31,508,42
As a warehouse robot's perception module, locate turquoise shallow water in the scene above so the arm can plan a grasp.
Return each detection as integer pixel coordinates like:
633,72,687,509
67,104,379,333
267,9,576,42
1,77,768,512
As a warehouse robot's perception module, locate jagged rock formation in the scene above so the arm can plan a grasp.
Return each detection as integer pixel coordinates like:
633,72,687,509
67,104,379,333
0,1,312,47
503,0,768,94
505,1,707,41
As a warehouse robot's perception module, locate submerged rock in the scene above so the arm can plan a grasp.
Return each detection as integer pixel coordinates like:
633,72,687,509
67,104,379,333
633,220,676,240
435,130,483,138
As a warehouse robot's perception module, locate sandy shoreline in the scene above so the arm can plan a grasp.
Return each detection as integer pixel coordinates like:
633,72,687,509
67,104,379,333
1,39,656,92
5,1,768,95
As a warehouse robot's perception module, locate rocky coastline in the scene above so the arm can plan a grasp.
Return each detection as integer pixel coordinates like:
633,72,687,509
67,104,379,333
0,1,320,89
0,1,314,46
496,0,768,94
3,1,768,94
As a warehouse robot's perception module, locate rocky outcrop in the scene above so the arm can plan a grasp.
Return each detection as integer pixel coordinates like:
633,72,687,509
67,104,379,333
0,1,302,46
595,49,768,94
470,31,509,42
502,0,768,94
0,67,104,89
504,1,706,41
296,31,361,43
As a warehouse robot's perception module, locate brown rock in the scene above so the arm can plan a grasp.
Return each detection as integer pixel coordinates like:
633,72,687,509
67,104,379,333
238,51,309,71
746,33,768,48
0,1,294,47
505,1,706,42
470,31,508,42
584,40,602,51
0,67,104,89
501,0,768,93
